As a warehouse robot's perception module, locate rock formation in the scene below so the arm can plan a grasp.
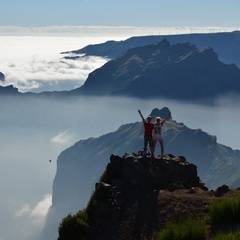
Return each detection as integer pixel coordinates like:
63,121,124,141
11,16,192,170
58,153,209,240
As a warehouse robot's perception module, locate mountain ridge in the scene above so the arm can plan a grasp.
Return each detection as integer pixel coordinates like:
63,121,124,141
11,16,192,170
72,39,240,100
63,31,240,67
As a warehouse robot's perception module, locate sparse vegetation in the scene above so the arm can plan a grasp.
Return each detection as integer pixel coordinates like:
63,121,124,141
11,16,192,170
58,210,89,240
58,189,240,240
212,231,240,240
209,194,240,224
154,216,207,240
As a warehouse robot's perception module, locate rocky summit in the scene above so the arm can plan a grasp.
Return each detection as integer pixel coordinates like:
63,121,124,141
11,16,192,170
58,153,220,240
104,153,205,191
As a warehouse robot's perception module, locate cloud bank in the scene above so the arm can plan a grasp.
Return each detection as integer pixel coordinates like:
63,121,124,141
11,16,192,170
15,194,52,225
11,194,52,240
50,130,74,144
0,35,111,92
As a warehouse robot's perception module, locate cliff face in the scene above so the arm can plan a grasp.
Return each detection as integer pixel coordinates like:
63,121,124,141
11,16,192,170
58,153,208,240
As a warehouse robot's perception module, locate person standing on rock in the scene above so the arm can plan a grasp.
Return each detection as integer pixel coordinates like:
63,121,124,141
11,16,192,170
138,109,154,157
153,111,171,158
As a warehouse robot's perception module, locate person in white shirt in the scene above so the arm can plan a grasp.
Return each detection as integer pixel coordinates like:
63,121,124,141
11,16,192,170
153,111,171,158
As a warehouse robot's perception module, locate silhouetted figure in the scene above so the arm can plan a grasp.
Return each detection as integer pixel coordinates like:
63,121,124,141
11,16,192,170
138,110,154,156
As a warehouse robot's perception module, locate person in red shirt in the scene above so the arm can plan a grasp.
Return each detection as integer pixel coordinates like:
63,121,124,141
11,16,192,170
138,109,154,156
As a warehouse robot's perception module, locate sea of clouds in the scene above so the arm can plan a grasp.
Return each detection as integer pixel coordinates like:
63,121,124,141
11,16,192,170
0,35,120,92
0,26,239,240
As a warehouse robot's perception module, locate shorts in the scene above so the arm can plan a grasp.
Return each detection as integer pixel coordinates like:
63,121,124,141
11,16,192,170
144,136,153,148
153,134,163,141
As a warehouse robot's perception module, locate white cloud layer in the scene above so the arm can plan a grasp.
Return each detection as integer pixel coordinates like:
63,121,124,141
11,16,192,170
0,35,111,92
50,130,73,144
14,194,52,225
10,194,52,240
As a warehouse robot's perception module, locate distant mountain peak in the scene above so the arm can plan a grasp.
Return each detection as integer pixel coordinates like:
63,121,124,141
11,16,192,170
72,39,240,100
64,31,240,67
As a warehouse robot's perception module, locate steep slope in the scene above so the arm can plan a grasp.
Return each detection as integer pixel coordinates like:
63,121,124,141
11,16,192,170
73,40,240,100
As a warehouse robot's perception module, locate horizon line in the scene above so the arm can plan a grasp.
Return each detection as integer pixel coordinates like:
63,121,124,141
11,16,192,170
0,25,238,37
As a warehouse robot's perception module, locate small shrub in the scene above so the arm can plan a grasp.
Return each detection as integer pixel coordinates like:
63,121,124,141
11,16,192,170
213,231,240,240
154,216,207,240
209,195,240,224
58,210,89,240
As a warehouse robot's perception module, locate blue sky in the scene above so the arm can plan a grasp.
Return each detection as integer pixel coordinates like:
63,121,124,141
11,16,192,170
1,0,240,27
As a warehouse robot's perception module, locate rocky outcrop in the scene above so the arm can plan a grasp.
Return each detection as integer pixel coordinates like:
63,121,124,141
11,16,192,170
58,153,207,240
105,153,205,191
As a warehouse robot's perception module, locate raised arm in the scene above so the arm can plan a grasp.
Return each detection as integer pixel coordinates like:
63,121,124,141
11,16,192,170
138,109,145,123
161,111,171,125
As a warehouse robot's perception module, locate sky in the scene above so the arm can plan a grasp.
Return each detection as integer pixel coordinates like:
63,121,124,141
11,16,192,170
1,0,240,30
